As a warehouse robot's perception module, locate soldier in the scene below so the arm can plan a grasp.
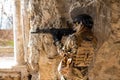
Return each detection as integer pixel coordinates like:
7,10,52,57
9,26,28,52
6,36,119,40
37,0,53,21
56,14,97,80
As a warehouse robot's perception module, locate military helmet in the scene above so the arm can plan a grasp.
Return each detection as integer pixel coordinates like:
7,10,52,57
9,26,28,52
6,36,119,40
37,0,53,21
73,14,93,29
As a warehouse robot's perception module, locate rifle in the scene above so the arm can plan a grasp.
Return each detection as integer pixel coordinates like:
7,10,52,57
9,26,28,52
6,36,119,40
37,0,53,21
31,28,75,43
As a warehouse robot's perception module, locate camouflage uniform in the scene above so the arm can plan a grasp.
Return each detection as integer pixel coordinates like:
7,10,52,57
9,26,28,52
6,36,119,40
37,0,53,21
57,29,97,80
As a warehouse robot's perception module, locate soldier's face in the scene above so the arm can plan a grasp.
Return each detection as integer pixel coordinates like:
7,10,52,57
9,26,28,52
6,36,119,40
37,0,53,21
73,22,83,32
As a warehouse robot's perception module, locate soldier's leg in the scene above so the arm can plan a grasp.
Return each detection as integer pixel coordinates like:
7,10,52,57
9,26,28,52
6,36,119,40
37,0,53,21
80,67,89,80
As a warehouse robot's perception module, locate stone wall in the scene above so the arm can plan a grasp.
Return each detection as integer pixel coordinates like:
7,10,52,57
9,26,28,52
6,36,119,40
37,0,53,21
89,0,120,80
14,0,25,65
28,0,62,79
0,66,29,80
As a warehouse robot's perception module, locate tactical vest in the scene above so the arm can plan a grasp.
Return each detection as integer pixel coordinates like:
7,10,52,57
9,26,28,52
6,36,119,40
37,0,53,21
73,40,95,67
72,31,97,67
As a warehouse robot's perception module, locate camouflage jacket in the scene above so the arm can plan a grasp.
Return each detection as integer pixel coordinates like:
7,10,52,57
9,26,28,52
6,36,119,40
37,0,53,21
59,30,97,68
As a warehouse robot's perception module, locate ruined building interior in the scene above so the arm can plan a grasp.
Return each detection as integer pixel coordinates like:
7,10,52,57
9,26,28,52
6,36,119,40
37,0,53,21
0,0,120,80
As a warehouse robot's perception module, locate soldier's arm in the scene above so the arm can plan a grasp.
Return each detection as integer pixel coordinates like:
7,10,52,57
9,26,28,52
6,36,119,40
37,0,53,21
61,34,78,56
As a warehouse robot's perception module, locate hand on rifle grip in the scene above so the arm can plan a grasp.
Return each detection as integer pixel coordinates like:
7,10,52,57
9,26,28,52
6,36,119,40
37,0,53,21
53,31,62,42
60,51,67,57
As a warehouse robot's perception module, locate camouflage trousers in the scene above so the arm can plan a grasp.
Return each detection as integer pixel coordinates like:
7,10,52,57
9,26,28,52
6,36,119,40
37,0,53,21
58,60,89,80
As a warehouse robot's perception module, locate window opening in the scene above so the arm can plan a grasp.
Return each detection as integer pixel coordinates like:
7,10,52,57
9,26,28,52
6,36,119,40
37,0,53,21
0,0,16,69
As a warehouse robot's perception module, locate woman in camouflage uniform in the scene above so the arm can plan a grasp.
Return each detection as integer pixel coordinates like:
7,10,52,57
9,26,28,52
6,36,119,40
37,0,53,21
56,14,97,80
